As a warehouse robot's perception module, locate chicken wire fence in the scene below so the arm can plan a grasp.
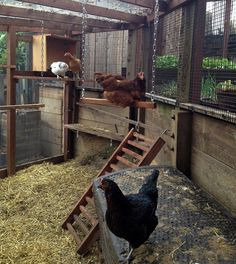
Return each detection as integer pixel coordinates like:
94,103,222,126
152,0,236,123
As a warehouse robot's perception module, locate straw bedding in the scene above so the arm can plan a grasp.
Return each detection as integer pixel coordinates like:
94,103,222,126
0,160,100,264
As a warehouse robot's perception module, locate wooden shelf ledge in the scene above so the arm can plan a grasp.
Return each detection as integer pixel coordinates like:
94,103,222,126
0,103,45,110
64,123,124,141
79,98,156,109
13,75,75,82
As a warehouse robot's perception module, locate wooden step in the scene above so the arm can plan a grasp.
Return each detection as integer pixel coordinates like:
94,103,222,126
79,205,97,226
109,163,120,171
133,132,153,144
127,139,149,152
121,147,143,161
116,155,137,168
73,215,89,235
66,223,81,244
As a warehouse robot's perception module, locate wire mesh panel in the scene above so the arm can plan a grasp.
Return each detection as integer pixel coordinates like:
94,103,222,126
201,0,236,115
154,9,182,99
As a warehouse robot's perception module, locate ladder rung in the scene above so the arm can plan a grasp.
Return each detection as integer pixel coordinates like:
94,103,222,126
73,215,90,235
85,196,95,208
79,205,97,226
116,155,137,168
133,132,153,144
121,147,143,161
77,222,100,255
66,223,81,245
110,163,120,171
127,140,149,152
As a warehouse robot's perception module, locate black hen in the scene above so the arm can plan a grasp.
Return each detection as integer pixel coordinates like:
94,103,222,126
99,169,159,262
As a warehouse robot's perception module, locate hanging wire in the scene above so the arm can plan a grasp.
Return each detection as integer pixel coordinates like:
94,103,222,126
150,0,160,102
80,0,88,98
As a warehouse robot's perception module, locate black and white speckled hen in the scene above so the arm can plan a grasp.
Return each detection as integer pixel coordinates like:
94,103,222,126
99,169,159,263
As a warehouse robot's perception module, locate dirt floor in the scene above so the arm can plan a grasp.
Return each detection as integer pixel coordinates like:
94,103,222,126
0,159,104,264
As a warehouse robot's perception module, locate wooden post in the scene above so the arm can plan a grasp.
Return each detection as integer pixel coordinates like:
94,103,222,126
222,0,231,58
6,27,16,175
64,81,75,161
177,3,196,103
189,0,206,103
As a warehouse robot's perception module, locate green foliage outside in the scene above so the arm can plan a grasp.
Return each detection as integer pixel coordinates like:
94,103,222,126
0,32,27,72
155,55,236,70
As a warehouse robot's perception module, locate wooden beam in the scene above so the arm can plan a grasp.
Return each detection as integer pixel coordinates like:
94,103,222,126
119,0,154,8
6,27,16,176
13,75,76,81
79,98,156,109
16,35,32,43
222,0,231,58
20,0,146,24
0,5,126,30
0,16,82,32
0,104,45,110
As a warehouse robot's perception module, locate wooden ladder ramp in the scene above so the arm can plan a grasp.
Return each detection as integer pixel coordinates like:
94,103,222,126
62,128,165,255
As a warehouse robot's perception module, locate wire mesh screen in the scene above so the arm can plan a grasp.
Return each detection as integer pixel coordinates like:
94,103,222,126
154,9,182,99
201,0,236,115
84,30,128,88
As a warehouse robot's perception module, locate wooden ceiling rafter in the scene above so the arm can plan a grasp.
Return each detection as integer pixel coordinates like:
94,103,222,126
119,0,155,8
18,0,147,24
0,5,128,31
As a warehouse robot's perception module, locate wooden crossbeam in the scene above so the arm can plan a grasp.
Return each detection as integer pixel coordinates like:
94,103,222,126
0,5,125,30
0,104,45,110
79,98,156,109
119,0,154,8
20,0,146,24
13,75,75,82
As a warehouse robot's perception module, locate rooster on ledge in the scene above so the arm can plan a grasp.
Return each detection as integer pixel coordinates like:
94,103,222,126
95,72,146,107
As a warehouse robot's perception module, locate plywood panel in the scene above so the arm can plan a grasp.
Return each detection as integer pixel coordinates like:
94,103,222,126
41,97,63,114
192,114,236,169
145,102,175,165
41,126,62,145
191,147,236,216
41,112,62,130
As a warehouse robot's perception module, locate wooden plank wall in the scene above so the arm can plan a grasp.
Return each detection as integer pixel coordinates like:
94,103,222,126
191,113,236,216
145,102,175,165
39,85,63,156
84,30,128,85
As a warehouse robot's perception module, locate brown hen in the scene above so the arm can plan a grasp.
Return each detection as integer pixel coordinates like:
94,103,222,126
64,52,81,74
95,72,146,108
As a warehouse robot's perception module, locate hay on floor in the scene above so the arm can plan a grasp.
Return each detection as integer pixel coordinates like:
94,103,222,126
0,160,100,264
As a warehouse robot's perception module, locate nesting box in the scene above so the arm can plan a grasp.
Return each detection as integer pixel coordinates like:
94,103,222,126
32,34,77,71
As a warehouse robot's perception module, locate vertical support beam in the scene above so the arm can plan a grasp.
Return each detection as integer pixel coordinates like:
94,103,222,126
64,81,75,161
222,0,231,58
189,0,206,103
177,3,195,103
6,27,16,175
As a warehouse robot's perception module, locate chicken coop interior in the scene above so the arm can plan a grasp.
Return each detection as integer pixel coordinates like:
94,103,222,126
0,0,236,263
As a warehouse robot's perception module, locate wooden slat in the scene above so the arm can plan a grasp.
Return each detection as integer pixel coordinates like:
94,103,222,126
85,196,95,208
0,5,125,30
79,205,97,226
119,0,154,8
13,75,75,82
116,155,137,168
110,163,120,171
77,223,100,255
64,123,124,142
0,64,16,69
133,132,153,144
6,27,16,176
121,147,143,160
73,215,89,235
20,0,146,24
127,139,149,152
66,223,81,244
0,103,45,110
80,98,156,109
0,16,82,32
